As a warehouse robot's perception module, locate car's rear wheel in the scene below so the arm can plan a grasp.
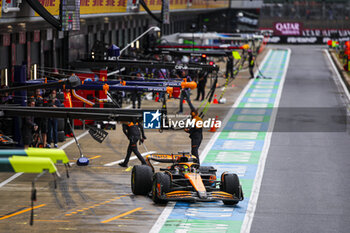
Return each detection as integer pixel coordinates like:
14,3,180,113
131,165,153,195
152,172,171,204
220,173,242,205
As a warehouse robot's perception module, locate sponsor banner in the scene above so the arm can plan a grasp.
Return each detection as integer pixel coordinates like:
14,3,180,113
36,0,227,16
263,28,350,38
3,34,11,46
302,29,350,37
141,0,187,11
191,0,228,9
267,36,350,44
19,32,26,44
36,0,59,16
273,22,303,36
262,28,350,44
33,30,40,43
35,0,126,16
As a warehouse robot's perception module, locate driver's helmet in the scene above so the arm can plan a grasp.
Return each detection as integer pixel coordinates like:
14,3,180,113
177,156,189,163
181,164,190,174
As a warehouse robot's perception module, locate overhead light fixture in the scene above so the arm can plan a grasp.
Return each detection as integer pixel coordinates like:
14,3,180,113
5,69,8,86
119,26,162,55
33,64,37,80
153,26,161,32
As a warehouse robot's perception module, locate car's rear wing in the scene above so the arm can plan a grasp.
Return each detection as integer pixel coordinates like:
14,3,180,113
145,153,197,172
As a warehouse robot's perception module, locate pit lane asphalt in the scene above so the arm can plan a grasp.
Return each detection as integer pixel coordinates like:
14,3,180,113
0,48,269,233
250,46,350,233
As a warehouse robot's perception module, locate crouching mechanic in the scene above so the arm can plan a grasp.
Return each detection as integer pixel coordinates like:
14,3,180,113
185,110,203,164
119,120,147,167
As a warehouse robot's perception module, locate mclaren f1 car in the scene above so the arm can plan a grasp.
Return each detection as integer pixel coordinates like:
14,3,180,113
131,152,244,205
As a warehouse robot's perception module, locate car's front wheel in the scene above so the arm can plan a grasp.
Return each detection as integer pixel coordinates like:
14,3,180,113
131,165,153,195
152,172,171,204
220,173,243,205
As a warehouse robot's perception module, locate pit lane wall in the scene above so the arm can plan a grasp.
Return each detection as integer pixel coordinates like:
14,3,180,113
151,48,291,233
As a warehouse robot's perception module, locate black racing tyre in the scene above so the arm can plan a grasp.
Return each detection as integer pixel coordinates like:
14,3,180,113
152,172,171,204
199,166,216,175
57,118,65,131
131,165,153,195
221,173,241,205
57,131,66,142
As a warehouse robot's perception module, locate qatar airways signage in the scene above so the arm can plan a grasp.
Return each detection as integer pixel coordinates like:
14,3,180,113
273,22,303,36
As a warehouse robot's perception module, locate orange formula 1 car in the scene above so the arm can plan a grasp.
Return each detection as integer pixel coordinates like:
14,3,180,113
131,152,244,205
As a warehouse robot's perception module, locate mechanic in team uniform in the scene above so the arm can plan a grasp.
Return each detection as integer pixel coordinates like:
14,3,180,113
195,71,208,101
248,50,256,79
226,55,234,79
46,89,61,148
119,120,147,167
185,110,203,164
131,72,143,109
33,89,48,147
22,98,38,149
63,88,73,137
178,70,192,114
0,86,13,104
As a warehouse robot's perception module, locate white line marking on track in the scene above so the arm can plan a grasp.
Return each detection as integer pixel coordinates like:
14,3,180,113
0,173,23,188
240,48,291,233
149,49,274,233
103,151,157,166
325,49,350,101
149,203,175,233
61,130,89,150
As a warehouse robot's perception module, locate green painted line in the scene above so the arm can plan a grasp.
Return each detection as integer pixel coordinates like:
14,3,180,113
238,103,274,108
244,93,277,98
218,132,266,140
229,115,270,122
160,220,243,233
240,179,253,198
204,151,261,164
250,85,279,89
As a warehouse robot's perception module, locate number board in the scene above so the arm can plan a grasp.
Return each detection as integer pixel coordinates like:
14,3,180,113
60,0,80,31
